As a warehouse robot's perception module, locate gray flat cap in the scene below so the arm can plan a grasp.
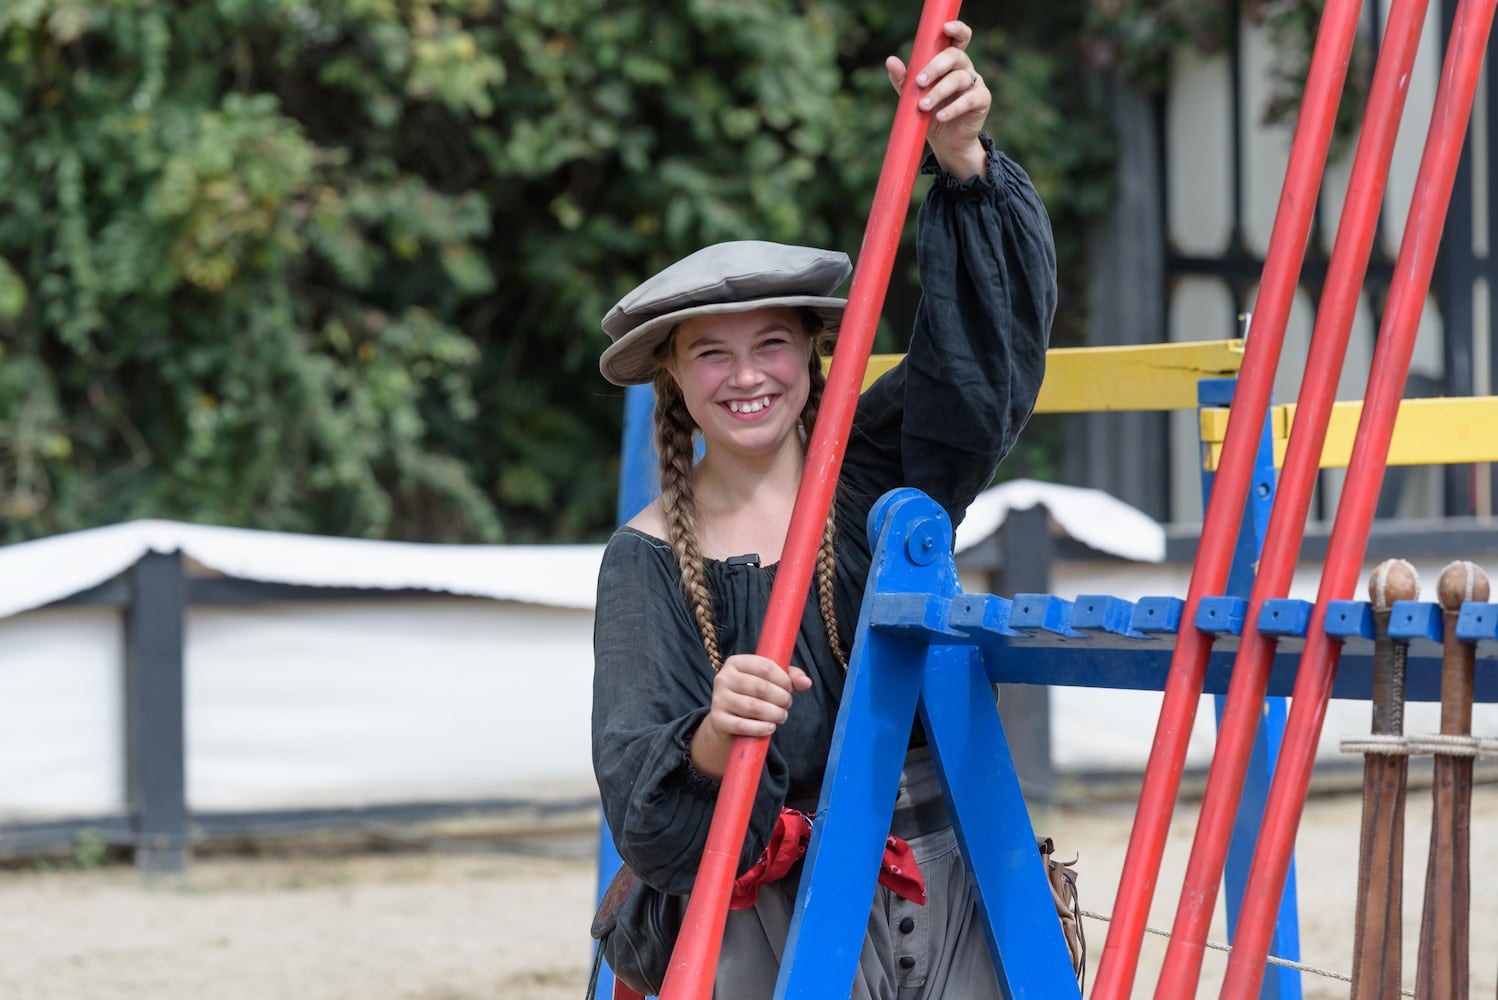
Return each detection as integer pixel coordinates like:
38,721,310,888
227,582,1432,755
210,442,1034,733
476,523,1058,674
599,240,850,386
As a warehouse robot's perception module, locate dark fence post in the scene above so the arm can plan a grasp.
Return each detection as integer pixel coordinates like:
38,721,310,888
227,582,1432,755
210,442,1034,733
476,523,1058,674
125,551,188,873
1070,73,1169,523
995,504,1056,808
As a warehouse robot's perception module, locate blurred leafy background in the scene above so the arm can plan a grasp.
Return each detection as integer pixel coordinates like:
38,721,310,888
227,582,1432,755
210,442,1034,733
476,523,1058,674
0,0,1316,543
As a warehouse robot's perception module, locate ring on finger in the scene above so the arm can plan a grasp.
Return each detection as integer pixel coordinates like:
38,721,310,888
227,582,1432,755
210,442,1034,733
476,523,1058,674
968,70,979,90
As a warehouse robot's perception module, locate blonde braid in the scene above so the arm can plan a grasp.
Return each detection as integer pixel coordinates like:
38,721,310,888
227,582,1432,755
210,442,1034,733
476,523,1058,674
801,333,848,669
652,366,723,671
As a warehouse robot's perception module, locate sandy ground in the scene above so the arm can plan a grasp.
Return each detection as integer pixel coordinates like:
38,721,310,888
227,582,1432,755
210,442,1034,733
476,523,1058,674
1,782,1495,999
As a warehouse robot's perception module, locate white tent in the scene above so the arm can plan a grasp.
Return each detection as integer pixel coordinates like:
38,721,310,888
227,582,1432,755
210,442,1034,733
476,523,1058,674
0,520,602,821
1,482,1489,824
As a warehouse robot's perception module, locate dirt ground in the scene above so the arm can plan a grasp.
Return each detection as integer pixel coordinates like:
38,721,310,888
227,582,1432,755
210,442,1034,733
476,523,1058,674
1,782,1495,1000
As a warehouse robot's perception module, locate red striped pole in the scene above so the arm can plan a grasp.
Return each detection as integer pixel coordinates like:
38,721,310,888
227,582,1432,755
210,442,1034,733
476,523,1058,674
657,4,960,996
1088,3,1363,996
1152,3,1431,994
1219,1,1498,994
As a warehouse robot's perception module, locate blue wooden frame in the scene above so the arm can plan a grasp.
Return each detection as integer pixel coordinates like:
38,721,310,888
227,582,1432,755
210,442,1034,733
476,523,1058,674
596,378,1498,997
1198,377,1302,1000
774,478,1498,996
594,383,660,999
776,488,1079,999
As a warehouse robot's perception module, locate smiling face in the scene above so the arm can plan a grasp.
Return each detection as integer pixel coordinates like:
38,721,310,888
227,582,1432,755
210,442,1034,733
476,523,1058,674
667,306,815,462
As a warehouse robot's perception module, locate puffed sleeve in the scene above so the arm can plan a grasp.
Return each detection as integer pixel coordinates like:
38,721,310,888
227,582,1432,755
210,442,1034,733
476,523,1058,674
590,531,789,894
840,136,1057,527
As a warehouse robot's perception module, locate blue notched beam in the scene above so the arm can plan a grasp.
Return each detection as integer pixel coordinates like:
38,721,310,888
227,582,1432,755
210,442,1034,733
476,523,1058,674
868,590,1498,704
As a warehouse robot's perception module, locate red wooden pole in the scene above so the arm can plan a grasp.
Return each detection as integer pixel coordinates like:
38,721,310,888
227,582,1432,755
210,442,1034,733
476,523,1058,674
657,4,960,997
1219,1,1498,994
1088,3,1363,996
1152,2,1431,994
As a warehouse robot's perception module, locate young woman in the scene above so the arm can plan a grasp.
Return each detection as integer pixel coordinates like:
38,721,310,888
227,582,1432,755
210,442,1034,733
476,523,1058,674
592,19,1057,998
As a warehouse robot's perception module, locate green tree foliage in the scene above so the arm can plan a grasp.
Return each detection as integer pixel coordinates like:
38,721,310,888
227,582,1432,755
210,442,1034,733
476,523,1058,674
0,0,1169,543
1,1,509,541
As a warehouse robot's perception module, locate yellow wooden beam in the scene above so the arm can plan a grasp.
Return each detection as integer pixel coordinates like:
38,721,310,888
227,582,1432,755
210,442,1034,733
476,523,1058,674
1200,397,1498,471
852,339,1497,469
855,339,1245,413
1200,405,1292,444
859,354,902,387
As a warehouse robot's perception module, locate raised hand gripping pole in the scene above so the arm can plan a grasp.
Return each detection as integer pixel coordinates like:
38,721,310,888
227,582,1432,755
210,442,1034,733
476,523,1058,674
657,3,960,996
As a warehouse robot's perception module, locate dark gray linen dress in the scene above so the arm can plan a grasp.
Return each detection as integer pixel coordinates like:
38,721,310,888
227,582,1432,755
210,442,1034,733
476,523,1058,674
592,139,1057,998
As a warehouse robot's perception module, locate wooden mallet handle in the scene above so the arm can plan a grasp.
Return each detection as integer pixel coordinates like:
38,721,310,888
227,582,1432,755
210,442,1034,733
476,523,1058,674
1351,558,1417,1000
1415,560,1489,1000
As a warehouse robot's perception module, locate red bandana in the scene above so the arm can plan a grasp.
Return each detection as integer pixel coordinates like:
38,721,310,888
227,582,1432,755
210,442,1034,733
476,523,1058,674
728,807,927,910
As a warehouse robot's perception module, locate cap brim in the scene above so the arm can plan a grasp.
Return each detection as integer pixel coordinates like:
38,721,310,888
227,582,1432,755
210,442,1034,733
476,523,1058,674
598,295,847,386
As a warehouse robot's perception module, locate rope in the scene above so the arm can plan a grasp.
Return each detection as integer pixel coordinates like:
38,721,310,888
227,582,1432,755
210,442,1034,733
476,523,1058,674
1406,734,1488,757
1078,908,1416,998
1339,734,1414,756
1339,733,1497,758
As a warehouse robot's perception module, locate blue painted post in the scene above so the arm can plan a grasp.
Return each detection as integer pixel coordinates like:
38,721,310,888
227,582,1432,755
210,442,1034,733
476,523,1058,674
595,383,660,999
922,644,1079,1000
1197,377,1302,1000
616,384,661,525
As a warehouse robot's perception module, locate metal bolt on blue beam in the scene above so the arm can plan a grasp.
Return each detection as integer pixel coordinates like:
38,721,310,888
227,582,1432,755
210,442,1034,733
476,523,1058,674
1196,596,1247,634
1457,601,1498,643
905,521,946,566
1388,601,1444,642
1132,596,1185,633
1258,598,1313,638
1323,600,1373,640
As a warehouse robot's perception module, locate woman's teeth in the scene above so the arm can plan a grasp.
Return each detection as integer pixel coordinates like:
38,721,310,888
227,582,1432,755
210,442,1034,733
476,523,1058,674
728,398,769,414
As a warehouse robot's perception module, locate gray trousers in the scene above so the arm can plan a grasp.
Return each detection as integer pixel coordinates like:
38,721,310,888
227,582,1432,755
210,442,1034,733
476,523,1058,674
714,749,1000,999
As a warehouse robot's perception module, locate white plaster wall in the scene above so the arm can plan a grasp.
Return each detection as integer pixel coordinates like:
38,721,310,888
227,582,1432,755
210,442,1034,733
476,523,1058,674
1164,9,1456,525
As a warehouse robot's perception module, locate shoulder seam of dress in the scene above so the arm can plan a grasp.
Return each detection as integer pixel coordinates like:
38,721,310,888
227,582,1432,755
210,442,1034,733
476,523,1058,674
612,526,675,555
